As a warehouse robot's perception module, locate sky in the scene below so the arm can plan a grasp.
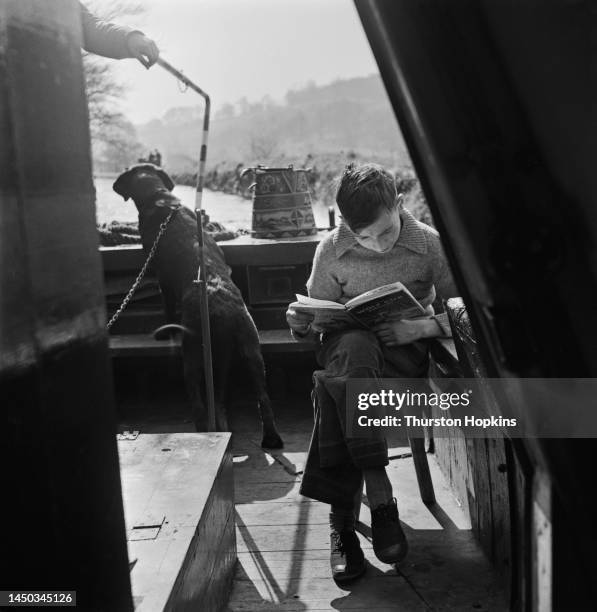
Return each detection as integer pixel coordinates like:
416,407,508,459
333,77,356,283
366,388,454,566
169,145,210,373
106,0,380,123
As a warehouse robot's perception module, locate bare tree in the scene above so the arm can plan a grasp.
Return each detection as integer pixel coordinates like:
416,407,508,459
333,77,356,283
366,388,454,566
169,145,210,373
85,56,126,140
97,119,144,172
84,0,143,23
248,131,280,161
82,1,146,166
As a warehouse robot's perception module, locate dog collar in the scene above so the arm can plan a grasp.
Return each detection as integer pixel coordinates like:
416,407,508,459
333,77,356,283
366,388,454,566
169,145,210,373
154,198,182,210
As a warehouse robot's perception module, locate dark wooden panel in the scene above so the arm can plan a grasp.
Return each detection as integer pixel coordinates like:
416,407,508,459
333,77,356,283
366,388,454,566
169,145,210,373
468,439,493,556
109,329,317,358
101,244,148,272
486,438,511,580
100,232,324,271
249,306,288,330
247,264,310,305
509,442,531,611
1,2,131,609
218,233,324,266
167,451,236,611
190,523,236,612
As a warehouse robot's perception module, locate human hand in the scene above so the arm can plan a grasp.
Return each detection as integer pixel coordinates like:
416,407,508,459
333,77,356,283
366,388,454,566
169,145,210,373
127,32,159,68
286,307,314,335
373,318,440,347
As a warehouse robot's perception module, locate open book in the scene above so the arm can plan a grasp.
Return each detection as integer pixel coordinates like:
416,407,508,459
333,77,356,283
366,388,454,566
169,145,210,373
290,281,430,332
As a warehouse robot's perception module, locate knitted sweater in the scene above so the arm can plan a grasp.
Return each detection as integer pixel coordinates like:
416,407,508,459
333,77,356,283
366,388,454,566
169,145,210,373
306,208,458,336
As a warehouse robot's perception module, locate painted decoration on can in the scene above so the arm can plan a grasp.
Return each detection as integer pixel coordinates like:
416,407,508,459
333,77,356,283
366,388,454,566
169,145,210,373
246,165,317,239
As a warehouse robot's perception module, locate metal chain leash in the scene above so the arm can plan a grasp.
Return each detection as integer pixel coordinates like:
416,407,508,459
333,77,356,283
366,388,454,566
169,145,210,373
106,209,177,330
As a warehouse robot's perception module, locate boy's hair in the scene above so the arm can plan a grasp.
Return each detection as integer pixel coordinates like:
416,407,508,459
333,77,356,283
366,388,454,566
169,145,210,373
336,163,399,231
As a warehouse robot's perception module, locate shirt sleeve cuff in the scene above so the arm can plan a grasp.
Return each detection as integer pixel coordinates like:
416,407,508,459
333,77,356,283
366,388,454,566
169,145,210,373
432,313,452,338
291,327,321,344
291,326,310,340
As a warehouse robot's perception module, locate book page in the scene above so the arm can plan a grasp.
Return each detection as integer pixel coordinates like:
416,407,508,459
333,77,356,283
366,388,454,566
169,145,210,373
289,301,361,332
294,294,345,309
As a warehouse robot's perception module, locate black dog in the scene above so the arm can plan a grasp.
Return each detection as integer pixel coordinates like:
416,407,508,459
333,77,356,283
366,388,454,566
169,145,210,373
113,164,283,449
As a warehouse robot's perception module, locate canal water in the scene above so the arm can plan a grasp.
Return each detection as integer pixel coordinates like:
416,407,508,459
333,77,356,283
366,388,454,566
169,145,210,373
94,176,332,230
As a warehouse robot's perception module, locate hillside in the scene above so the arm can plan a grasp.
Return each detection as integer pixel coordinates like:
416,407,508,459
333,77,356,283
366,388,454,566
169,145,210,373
135,75,411,173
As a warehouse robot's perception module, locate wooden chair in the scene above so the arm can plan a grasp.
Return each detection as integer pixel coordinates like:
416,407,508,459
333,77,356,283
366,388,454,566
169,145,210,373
351,339,462,524
354,431,436,525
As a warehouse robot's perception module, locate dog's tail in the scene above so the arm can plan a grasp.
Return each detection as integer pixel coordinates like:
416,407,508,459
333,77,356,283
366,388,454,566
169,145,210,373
153,323,196,339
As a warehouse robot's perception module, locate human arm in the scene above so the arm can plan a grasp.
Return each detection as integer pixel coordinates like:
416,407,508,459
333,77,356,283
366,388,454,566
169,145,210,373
286,307,317,342
373,317,443,347
80,2,159,67
286,236,342,342
374,230,459,346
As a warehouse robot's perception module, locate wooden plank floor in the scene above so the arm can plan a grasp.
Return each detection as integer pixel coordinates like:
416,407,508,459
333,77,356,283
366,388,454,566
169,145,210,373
225,398,509,612
116,383,508,611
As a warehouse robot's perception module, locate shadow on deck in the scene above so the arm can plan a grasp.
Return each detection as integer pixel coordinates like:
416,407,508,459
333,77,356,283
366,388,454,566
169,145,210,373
115,377,508,611
225,397,508,612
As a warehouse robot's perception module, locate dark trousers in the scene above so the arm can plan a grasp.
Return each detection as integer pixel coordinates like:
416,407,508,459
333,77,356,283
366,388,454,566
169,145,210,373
299,330,429,507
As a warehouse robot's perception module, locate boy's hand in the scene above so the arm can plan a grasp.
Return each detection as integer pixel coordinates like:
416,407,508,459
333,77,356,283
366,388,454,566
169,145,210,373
286,307,315,335
373,318,441,347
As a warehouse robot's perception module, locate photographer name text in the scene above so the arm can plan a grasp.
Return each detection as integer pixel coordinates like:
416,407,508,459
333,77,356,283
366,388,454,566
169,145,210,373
355,389,517,429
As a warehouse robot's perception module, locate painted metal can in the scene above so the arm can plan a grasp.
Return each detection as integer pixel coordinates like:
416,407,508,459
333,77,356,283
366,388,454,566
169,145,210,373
247,165,317,239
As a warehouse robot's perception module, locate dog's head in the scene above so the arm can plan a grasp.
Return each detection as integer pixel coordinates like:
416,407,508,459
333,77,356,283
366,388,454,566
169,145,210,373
113,164,175,208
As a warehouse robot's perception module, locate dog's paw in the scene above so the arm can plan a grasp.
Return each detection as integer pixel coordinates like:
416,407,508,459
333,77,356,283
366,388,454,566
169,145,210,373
261,432,284,450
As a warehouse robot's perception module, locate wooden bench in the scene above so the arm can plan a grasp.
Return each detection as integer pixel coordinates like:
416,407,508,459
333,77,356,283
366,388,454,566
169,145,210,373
102,235,324,338
119,432,234,612
109,328,318,358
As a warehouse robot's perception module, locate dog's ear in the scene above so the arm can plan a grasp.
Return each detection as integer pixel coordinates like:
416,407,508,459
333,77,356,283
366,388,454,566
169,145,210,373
156,167,175,191
113,168,133,201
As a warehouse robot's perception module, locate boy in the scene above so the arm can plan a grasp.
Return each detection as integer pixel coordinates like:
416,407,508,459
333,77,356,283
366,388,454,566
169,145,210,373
286,163,458,582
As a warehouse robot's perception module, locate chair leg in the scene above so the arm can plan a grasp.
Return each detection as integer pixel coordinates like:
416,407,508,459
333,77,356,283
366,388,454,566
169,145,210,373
409,435,436,504
354,477,364,529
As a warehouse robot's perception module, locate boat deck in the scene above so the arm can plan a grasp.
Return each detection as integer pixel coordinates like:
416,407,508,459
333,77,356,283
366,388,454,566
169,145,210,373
118,388,508,611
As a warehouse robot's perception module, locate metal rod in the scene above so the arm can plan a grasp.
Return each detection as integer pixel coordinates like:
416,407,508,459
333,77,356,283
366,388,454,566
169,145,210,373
156,57,216,433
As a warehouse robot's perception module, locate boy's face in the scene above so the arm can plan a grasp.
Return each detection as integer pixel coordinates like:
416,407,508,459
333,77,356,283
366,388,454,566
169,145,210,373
350,206,402,253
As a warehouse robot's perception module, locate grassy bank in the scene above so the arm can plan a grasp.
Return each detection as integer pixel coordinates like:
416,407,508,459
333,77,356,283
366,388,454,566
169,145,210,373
170,152,434,227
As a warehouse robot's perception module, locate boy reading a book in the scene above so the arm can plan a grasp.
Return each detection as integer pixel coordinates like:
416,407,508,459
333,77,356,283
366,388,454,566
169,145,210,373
286,163,458,582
